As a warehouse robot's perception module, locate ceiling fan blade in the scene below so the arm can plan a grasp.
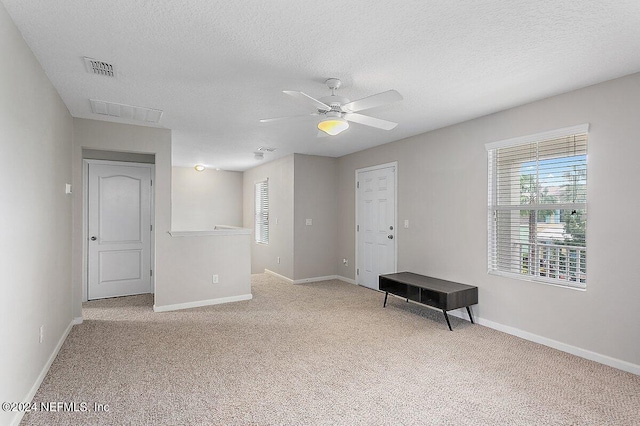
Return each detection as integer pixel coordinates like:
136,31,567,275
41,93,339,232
341,90,403,113
259,112,318,123
283,91,331,111
344,113,398,130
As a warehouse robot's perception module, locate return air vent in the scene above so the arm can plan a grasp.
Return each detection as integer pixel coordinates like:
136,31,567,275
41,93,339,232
90,99,163,123
84,57,116,77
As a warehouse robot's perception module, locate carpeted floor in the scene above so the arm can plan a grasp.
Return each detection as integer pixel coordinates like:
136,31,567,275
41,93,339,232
21,274,640,425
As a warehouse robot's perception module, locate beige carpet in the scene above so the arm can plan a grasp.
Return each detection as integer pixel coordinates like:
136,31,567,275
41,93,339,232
21,274,640,425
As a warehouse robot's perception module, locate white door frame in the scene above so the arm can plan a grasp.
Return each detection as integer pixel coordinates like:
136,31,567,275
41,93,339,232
82,159,156,302
354,161,398,288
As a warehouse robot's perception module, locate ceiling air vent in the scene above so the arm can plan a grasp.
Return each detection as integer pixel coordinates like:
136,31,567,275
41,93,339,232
257,146,276,152
90,99,163,123
84,57,116,77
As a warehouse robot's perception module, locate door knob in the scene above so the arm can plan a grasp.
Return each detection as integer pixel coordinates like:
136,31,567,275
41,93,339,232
90,236,97,241
388,235,394,239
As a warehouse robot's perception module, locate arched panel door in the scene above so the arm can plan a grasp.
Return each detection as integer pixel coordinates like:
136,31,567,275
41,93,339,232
88,163,151,300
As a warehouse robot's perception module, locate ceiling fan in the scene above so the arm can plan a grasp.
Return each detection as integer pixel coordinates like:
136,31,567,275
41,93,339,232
260,78,403,136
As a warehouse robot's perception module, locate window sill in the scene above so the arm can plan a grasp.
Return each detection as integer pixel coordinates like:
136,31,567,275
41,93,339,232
488,270,586,291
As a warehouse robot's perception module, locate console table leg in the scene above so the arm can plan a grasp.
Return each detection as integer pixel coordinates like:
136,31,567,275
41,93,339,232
466,306,475,324
442,310,453,331
383,292,389,308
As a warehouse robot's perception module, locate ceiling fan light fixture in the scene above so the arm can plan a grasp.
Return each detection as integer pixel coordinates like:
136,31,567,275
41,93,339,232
261,78,401,137
318,118,349,136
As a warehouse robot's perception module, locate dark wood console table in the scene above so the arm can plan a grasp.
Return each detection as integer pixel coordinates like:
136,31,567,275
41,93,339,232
379,272,478,331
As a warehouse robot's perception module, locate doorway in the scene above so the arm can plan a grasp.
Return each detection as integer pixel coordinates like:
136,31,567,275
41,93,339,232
356,162,397,290
86,160,154,300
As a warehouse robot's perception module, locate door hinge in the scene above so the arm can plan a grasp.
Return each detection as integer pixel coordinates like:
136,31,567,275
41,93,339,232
357,181,359,188
357,225,359,232
150,179,153,186
150,270,153,276
357,269,359,275
150,225,153,231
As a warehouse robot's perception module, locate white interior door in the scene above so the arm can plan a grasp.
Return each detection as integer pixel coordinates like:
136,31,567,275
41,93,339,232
357,164,396,290
88,163,152,300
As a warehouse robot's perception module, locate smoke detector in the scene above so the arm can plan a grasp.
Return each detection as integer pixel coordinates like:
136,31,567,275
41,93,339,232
84,57,116,77
257,146,276,152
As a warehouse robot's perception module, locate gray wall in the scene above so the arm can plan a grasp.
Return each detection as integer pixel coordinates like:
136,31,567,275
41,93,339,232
74,120,251,311
337,72,640,367
243,154,339,281
72,118,172,312
243,155,294,277
0,4,73,425
293,154,338,280
172,167,243,230
82,148,155,164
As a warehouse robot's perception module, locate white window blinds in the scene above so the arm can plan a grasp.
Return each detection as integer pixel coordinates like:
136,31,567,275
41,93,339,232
254,179,269,244
486,125,588,289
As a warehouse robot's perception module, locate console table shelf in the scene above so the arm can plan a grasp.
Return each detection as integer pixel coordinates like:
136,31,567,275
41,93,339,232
379,272,478,331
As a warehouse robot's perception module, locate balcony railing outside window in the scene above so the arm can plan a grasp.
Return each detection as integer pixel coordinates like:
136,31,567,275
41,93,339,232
516,242,586,284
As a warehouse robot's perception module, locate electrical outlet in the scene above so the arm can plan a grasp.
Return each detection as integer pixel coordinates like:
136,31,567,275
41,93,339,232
306,218,312,226
404,220,409,229
212,274,219,284
39,326,43,344
277,256,281,264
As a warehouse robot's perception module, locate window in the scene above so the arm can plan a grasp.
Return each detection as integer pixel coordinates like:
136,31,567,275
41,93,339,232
254,179,269,244
486,125,588,288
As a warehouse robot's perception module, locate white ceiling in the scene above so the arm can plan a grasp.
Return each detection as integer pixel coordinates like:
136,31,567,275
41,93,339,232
4,0,640,170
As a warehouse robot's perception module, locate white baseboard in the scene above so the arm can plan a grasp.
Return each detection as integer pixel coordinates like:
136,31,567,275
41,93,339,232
11,319,75,426
337,275,357,285
293,275,338,284
265,270,357,285
446,308,639,375
72,317,83,325
153,294,252,313
264,269,294,283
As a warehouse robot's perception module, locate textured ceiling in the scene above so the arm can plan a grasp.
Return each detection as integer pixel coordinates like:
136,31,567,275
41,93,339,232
4,0,640,170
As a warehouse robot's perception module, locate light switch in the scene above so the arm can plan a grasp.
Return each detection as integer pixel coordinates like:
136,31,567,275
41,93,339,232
306,219,312,226
65,184,72,194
